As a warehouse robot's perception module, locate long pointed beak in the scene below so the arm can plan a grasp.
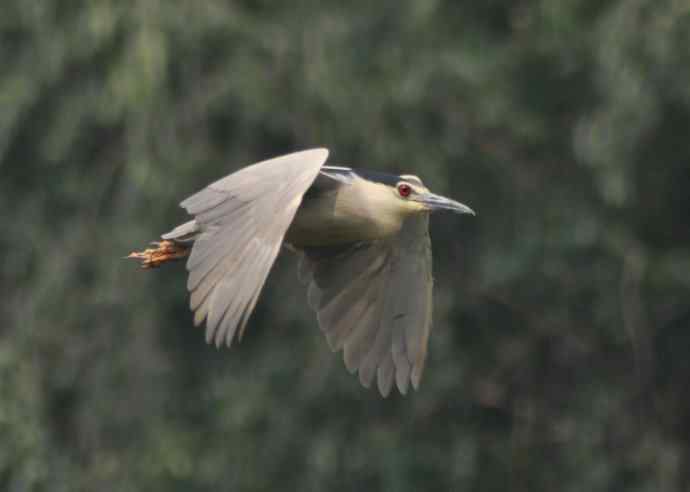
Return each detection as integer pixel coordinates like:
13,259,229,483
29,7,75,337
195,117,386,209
417,192,476,215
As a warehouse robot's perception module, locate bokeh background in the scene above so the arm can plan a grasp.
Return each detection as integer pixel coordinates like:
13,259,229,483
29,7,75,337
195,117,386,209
3,1,690,490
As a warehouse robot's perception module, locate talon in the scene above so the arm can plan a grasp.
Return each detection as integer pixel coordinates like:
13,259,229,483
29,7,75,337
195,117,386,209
126,240,190,269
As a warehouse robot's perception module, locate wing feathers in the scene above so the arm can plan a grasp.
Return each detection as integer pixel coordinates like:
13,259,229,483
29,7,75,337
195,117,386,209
178,149,328,347
318,277,379,352
377,355,395,397
303,214,433,396
181,188,228,215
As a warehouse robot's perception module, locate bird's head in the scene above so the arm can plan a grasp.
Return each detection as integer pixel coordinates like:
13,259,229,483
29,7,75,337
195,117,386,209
391,175,475,216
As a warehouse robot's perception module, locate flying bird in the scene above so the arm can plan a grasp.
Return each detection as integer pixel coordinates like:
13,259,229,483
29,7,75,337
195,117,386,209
128,149,474,396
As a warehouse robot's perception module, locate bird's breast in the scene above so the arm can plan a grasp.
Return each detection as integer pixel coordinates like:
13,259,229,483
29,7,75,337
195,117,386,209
286,190,405,247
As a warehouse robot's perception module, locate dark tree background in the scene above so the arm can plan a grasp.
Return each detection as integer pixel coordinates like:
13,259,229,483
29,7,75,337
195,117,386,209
2,1,690,490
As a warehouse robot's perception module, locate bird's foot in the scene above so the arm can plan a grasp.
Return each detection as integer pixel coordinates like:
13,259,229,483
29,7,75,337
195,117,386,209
126,240,190,269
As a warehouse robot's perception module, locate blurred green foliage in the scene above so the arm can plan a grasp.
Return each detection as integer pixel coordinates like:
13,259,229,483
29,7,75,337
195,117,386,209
2,0,690,490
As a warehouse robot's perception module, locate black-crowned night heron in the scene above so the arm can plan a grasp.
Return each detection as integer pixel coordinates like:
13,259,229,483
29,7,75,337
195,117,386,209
128,149,474,396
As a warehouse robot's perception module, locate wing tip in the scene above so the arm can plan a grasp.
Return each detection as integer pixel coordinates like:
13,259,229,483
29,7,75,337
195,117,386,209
300,147,330,169
307,147,330,159
410,362,424,391
283,147,330,166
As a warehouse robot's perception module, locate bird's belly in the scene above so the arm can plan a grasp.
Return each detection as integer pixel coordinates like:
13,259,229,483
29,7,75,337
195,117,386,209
286,196,402,247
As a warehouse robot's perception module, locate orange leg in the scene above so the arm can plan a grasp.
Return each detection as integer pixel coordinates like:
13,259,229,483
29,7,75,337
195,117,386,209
126,240,190,269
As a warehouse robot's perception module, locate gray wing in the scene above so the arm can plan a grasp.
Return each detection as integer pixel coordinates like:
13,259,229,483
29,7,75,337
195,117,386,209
180,148,329,347
300,214,433,397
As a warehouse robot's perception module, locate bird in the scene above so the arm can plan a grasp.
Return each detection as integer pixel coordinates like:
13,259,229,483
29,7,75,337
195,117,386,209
127,148,475,396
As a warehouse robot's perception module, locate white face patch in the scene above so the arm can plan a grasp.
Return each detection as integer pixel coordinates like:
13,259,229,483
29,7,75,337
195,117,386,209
399,174,424,186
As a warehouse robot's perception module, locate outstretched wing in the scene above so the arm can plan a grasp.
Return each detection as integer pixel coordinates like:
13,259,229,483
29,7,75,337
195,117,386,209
300,214,433,396
181,148,329,347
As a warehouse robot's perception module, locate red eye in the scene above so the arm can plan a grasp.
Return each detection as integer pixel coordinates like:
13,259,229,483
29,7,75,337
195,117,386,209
397,183,412,197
